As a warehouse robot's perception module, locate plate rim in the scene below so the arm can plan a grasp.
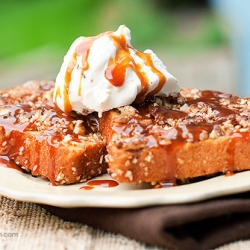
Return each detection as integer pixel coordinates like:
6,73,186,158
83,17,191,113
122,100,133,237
1,166,250,208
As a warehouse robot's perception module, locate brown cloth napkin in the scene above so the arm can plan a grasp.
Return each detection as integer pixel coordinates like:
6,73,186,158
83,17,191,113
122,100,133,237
42,191,250,250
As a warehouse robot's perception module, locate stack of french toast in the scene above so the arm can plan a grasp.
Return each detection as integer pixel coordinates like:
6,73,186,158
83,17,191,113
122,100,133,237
1,80,250,185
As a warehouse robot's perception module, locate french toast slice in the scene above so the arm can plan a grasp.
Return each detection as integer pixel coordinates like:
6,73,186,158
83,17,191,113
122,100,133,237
0,81,107,185
99,88,250,184
2,81,250,186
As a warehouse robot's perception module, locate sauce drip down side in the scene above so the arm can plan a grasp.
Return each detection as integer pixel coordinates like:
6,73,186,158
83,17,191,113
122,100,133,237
112,90,248,183
0,100,100,185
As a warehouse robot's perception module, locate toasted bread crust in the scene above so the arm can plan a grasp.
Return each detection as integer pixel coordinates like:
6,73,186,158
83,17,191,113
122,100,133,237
2,82,250,185
100,89,250,184
0,81,107,185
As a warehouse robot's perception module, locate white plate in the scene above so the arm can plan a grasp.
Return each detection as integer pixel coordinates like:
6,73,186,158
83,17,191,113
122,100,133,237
1,165,250,208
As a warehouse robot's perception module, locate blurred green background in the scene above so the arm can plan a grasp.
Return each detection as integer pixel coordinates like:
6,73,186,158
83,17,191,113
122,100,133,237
0,0,235,93
0,0,226,58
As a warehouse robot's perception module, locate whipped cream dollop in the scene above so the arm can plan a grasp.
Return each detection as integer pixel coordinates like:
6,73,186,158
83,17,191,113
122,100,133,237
53,25,180,117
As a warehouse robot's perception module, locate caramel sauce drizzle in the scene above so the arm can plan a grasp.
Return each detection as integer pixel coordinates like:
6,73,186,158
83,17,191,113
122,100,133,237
56,27,167,113
227,132,249,173
113,90,248,183
0,96,99,185
79,179,119,190
79,185,94,190
135,51,166,100
106,32,167,103
56,32,112,113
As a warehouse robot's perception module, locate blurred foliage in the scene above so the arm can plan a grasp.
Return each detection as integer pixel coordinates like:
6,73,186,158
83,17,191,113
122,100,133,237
0,0,227,60
98,0,227,54
0,0,104,58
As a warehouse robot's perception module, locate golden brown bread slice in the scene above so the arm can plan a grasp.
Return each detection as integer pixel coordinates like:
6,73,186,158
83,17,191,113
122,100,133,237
2,81,250,186
99,88,250,184
0,81,107,185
